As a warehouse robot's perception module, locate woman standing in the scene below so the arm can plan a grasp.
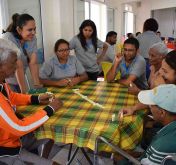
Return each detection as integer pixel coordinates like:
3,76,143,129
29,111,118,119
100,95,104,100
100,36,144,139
70,19,107,80
3,13,42,93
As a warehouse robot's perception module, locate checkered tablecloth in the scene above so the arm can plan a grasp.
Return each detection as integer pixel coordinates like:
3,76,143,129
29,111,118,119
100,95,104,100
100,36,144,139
18,81,144,151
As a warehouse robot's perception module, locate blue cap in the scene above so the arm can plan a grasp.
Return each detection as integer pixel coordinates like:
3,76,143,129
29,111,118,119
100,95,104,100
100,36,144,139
138,84,176,113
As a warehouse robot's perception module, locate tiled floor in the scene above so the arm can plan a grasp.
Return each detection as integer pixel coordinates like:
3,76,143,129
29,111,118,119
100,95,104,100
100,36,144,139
51,144,113,165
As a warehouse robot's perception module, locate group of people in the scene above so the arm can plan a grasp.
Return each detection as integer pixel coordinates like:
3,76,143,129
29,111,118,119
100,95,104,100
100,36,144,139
1,11,176,165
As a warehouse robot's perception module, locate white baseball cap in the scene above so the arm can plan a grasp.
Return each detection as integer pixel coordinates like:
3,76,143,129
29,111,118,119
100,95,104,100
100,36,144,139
138,84,176,113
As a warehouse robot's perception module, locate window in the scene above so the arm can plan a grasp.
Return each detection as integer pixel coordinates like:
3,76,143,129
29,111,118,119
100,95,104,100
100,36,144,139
74,0,107,40
123,4,134,38
0,0,9,38
85,0,107,40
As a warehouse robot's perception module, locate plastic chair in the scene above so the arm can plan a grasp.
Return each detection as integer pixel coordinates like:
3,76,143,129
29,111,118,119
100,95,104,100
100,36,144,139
101,62,121,81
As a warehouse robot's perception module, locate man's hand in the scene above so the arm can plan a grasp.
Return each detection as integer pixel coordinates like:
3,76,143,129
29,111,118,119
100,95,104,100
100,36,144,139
118,107,136,117
128,82,141,95
153,74,166,87
114,53,123,65
49,98,63,112
39,93,55,105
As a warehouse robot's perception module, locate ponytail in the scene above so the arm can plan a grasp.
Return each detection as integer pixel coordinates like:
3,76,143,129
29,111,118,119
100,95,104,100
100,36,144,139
3,13,34,39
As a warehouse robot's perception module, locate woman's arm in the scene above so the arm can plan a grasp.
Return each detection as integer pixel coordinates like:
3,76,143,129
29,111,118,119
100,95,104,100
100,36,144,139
15,59,28,93
97,43,108,64
39,78,69,87
29,52,43,88
69,72,88,86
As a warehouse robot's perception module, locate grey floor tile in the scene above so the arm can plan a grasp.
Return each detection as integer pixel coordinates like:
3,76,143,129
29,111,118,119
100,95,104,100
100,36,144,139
52,146,113,165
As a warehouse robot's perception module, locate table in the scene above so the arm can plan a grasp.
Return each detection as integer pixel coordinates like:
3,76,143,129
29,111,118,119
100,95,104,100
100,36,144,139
18,81,144,152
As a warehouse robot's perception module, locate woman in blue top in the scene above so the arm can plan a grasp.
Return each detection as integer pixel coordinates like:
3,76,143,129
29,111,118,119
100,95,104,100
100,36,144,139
39,39,88,87
3,13,42,93
70,20,108,80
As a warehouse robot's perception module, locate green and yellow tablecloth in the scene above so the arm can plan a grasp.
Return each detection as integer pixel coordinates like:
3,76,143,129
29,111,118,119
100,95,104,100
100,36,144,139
18,81,144,151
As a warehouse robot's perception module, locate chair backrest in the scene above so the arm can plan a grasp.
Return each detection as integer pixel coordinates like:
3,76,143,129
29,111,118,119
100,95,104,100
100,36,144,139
101,62,112,81
101,61,121,81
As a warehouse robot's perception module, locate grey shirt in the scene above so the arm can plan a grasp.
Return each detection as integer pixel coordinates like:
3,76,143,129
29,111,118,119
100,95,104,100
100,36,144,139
69,36,104,73
116,55,148,89
3,32,37,85
98,42,115,63
39,55,85,80
137,31,161,59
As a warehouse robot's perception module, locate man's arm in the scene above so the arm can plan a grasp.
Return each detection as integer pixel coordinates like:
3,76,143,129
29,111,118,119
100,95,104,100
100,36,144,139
118,74,137,86
106,55,122,82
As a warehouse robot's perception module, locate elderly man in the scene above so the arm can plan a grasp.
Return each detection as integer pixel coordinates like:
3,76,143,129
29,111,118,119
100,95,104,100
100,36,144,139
138,84,176,164
0,39,62,165
107,38,148,89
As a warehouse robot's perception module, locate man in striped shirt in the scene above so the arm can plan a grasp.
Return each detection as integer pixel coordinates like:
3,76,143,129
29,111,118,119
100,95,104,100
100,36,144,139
138,84,176,165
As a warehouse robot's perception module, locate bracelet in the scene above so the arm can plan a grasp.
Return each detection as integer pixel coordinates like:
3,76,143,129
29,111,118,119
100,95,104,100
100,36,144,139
66,78,72,85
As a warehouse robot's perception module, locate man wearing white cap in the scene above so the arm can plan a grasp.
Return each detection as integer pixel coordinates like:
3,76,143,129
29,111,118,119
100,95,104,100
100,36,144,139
138,84,176,165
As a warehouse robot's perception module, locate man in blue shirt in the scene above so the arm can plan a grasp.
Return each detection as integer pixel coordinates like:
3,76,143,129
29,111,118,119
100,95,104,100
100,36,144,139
107,38,148,89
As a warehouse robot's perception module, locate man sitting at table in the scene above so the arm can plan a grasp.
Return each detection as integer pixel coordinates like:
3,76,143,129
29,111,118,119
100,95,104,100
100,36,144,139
138,84,176,164
106,38,148,89
0,39,62,165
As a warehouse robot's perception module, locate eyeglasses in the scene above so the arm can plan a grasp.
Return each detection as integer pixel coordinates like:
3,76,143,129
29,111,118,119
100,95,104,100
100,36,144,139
122,48,136,52
57,48,70,53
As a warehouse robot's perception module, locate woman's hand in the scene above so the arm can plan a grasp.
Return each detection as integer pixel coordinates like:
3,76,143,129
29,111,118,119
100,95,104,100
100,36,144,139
57,79,69,87
67,77,80,87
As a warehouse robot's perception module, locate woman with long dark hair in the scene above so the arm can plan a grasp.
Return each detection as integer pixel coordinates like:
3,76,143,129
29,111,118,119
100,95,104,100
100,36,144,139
3,13,43,93
70,19,107,80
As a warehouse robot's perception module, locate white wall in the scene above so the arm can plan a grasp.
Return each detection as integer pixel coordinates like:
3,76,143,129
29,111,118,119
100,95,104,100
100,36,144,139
40,0,74,60
7,0,43,49
135,0,176,33
40,0,61,60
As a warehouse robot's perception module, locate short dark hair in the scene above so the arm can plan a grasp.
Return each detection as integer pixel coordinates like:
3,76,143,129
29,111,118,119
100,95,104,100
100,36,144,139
143,18,159,32
127,33,134,38
106,31,117,41
165,50,176,71
136,31,141,37
124,38,139,50
54,39,69,52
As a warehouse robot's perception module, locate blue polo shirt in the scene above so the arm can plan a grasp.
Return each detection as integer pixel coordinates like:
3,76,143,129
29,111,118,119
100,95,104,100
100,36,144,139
39,55,85,80
3,32,37,85
69,36,104,73
115,55,148,89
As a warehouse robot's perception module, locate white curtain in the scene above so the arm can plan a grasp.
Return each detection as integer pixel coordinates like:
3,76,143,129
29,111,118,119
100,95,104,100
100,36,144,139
0,0,9,37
